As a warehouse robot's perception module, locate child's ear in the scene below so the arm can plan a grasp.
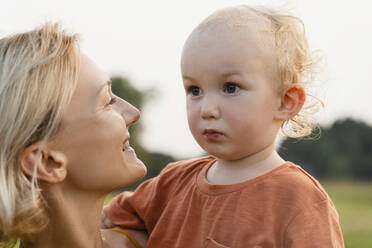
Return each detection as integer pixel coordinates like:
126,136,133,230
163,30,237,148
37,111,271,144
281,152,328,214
19,143,67,184
275,86,306,120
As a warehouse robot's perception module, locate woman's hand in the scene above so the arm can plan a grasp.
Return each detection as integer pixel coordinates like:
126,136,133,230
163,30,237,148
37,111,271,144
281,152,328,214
125,229,149,248
101,212,148,247
101,228,149,248
101,211,115,229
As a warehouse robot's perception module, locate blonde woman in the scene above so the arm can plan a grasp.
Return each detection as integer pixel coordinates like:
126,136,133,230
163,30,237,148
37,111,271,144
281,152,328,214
0,23,148,248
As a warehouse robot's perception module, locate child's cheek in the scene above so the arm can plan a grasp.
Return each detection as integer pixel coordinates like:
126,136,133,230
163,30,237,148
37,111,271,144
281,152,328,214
187,109,199,130
186,104,201,137
224,108,244,128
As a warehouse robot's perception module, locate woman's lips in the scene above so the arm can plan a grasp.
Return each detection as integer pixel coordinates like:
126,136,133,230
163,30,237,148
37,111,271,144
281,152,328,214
203,129,224,141
123,140,130,151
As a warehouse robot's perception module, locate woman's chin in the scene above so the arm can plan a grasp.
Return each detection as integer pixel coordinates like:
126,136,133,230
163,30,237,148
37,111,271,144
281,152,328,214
131,159,147,180
122,150,147,180
119,165,146,188
110,161,147,191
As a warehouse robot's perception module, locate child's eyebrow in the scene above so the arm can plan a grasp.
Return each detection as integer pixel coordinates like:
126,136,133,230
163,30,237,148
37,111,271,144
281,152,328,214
182,72,242,82
182,75,195,82
220,71,241,78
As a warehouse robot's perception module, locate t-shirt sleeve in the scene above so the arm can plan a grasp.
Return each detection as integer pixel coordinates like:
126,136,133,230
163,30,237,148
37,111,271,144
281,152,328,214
103,179,153,231
103,162,181,232
284,199,344,248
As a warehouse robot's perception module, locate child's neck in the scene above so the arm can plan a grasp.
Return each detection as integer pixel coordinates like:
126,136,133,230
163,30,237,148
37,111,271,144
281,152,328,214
207,143,285,185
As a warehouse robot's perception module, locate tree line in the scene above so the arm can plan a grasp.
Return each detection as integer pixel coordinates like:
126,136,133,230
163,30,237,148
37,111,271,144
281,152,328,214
279,118,372,181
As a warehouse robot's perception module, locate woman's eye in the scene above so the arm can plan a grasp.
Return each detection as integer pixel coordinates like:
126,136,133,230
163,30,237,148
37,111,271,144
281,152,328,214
109,97,117,105
188,86,202,96
223,82,240,94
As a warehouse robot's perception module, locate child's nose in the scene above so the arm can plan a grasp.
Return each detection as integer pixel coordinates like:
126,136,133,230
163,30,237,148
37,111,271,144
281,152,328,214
200,96,220,120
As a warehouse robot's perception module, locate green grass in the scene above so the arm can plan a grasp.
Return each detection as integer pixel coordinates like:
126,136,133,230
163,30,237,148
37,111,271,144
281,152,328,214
321,181,372,248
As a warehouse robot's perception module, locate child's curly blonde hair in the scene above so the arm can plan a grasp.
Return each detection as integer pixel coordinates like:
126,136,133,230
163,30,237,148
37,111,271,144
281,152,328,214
196,5,323,138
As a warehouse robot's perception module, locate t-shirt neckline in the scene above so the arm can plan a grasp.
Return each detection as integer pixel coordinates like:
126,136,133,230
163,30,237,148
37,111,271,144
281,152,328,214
196,156,292,195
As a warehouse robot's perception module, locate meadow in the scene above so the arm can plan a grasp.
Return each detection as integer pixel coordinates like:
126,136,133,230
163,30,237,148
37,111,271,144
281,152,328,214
321,181,372,248
105,180,372,247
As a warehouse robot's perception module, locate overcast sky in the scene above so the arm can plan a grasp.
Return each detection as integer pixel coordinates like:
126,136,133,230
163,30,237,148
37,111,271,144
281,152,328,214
2,0,372,158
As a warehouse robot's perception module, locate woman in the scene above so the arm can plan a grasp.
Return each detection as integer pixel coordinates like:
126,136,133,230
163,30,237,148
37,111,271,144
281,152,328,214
0,23,147,248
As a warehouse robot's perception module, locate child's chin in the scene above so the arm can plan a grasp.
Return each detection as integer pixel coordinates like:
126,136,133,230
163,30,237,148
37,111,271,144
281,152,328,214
204,150,239,161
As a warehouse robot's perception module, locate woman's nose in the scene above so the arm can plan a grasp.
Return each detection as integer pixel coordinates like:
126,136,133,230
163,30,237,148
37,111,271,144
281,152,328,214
121,100,140,127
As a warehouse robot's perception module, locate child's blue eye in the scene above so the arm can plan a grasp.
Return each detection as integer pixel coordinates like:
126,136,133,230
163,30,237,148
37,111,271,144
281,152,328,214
223,82,240,94
189,86,202,96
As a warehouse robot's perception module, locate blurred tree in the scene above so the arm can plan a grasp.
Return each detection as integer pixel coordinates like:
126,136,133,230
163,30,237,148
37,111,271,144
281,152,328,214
110,76,176,190
329,119,372,180
279,118,372,180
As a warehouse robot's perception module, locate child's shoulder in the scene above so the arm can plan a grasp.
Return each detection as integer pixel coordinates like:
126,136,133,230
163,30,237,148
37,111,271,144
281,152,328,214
153,156,215,188
267,162,330,206
160,155,215,176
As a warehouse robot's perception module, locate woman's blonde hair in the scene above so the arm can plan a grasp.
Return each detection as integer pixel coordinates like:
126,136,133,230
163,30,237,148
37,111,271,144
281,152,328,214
192,5,323,138
0,23,80,243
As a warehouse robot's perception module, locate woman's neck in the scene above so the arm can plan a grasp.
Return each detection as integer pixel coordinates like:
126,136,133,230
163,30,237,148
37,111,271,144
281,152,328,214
26,184,109,248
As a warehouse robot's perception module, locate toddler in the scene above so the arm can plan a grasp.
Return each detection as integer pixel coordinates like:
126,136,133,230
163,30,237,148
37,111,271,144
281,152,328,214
104,5,344,248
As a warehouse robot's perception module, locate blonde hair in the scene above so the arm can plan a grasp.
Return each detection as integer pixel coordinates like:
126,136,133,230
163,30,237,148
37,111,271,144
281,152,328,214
0,23,80,243
193,5,322,138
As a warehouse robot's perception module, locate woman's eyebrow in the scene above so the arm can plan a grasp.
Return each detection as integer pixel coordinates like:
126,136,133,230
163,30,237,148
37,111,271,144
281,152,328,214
97,80,112,96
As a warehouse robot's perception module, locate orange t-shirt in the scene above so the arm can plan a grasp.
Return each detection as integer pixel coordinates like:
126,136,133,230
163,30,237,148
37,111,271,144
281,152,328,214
104,156,344,248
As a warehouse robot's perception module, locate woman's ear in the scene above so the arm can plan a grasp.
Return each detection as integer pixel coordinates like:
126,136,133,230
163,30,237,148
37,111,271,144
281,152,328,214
275,86,306,121
19,143,67,184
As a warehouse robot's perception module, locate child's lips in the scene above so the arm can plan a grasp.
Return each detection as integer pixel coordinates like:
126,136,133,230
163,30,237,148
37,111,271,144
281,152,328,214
203,129,224,141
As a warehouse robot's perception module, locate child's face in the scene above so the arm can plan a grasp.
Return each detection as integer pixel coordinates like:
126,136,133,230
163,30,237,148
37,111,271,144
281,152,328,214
181,23,283,161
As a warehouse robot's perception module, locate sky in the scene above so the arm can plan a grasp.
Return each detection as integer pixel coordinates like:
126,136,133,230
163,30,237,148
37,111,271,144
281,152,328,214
1,0,372,158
